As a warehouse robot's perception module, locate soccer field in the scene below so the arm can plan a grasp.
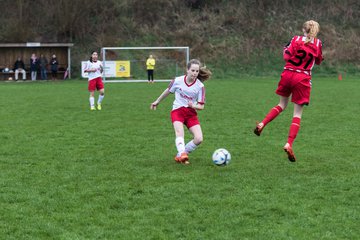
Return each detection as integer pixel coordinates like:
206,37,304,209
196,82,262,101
1,77,359,239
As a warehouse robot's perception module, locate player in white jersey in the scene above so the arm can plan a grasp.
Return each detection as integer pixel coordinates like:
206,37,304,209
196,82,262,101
84,51,105,111
151,59,212,165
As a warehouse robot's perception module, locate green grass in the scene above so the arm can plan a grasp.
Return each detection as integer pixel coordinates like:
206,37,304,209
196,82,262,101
0,77,359,239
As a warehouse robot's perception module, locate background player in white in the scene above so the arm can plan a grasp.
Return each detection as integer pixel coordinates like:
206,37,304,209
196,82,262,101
150,59,212,164
84,51,105,110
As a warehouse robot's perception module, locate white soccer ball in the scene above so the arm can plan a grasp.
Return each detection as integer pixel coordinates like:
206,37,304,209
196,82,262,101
212,148,231,166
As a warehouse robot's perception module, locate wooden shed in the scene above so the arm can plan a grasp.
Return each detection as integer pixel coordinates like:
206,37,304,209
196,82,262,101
0,42,74,80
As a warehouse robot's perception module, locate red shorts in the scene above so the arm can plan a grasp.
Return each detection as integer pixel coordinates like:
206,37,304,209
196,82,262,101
88,77,104,92
276,70,311,105
171,107,200,128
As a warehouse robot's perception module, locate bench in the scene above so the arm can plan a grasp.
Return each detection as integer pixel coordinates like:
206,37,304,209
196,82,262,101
0,70,67,81
0,72,15,80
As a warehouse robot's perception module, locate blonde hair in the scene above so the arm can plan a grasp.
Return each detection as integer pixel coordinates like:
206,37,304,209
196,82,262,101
303,20,320,44
187,59,212,82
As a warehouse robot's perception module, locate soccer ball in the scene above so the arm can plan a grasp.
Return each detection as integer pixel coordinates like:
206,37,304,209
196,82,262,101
212,148,231,166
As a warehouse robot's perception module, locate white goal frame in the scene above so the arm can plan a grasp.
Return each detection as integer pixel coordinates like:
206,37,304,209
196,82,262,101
101,46,189,83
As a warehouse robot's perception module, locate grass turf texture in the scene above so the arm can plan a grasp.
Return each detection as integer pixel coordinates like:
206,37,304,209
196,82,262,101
0,77,359,239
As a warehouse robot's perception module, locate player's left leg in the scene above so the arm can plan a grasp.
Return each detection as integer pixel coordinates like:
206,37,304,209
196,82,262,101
254,96,289,136
185,124,203,154
97,88,105,110
96,77,105,110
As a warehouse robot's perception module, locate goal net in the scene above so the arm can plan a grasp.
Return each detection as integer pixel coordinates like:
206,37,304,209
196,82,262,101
100,46,189,83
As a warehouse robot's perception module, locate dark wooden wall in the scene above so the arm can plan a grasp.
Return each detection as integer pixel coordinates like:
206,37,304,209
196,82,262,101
0,47,68,71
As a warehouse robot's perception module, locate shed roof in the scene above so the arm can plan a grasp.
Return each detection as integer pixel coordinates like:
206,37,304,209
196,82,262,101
0,43,74,47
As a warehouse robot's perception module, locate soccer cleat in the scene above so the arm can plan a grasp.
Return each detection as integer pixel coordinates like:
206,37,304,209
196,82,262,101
90,106,96,111
174,152,190,165
183,160,190,165
97,104,102,110
283,143,296,162
254,122,264,136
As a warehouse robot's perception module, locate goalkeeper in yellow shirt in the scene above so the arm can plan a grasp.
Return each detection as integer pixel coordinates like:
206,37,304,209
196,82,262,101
146,54,156,83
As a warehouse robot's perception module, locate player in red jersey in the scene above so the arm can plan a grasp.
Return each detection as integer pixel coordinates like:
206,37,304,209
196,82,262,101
150,59,212,165
254,20,324,162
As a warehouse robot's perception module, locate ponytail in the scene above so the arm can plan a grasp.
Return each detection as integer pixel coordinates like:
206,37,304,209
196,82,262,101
198,66,212,82
303,20,320,44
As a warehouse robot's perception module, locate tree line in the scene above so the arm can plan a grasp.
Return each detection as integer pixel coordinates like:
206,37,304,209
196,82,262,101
1,0,359,77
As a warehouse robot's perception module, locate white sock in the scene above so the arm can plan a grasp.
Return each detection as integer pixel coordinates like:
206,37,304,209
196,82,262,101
175,137,185,154
97,94,104,104
185,140,198,153
89,96,95,107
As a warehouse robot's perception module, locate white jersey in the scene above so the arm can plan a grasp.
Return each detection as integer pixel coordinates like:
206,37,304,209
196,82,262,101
168,75,205,110
84,60,103,81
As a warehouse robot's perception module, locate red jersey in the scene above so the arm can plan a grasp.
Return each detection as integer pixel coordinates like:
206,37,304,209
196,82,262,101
283,36,323,75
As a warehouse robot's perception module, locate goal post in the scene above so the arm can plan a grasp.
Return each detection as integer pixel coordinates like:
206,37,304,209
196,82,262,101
101,46,189,83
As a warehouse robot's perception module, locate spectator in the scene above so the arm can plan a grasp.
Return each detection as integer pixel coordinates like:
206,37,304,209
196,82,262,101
39,54,48,80
30,53,39,81
146,54,156,83
50,54,59,80
14,57,26,81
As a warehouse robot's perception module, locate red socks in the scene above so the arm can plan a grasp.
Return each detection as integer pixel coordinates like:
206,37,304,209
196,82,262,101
261,106,302,146
287,117,301,146
262,105,283,126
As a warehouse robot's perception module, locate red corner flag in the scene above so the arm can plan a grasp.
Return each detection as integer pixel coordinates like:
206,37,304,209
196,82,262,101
338,74,342,81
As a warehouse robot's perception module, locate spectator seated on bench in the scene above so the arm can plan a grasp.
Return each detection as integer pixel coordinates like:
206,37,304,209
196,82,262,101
14,57,26,80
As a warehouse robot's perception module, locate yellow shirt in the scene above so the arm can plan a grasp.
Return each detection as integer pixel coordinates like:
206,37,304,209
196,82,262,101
146,58,155,70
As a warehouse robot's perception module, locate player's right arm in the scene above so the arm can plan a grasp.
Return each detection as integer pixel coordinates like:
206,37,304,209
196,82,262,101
151,78,178,110
84,61,96,73
84,62,91,72
150,89,171,110
315,39,324,65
